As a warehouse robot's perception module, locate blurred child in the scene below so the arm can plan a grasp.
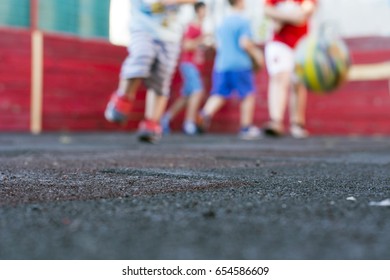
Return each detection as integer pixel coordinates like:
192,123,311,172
197,0,264,140
161,1,208,135
104,0,196,143
263,0,316,138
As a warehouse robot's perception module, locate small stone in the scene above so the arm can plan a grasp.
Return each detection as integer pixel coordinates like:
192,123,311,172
202,210,216,219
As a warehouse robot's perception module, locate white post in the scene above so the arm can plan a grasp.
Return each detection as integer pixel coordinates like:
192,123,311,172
30,30,44,134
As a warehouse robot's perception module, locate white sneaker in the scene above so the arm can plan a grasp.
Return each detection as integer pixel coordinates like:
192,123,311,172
238,126,261,140
290,124,309,139
183,121,198,135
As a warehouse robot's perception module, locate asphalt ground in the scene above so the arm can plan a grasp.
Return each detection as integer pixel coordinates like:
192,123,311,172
0,133,389,260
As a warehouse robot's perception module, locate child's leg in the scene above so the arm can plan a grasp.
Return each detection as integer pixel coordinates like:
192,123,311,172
202,95,225,118
235,70,260,140
144,40,180,120
240,93,255,128
150,94,169,123
267,71,291,126
163,62,197,125
183,64,204,123
197,71,229,132
165,96,188,121
118,31,158,99
138,40,181,142
105,77,143,124
105,32,156,124
160,95,187,134
196,94,224,133
238,92,261,140
202,70,229,118
264,41,295,135
290,82,307,126
145,89,170,122
118,78,142,100
186,90,203,122
289,82,309,138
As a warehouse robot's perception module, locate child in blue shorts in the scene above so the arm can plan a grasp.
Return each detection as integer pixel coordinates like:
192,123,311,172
197,0,264,140
161,2,207,135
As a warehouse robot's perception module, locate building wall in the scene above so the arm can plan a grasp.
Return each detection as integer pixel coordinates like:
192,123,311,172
316,0,390,37
0,0,30,28
0,0,110,39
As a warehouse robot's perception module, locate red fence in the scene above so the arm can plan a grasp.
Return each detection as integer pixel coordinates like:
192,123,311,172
0,28,389,135
0,28,31,131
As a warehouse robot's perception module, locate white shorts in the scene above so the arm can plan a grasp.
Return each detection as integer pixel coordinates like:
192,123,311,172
265,41,295,76
120,31,181,96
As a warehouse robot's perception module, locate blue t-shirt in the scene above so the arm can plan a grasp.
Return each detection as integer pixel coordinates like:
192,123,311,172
214,12,253,72
131,0,182,42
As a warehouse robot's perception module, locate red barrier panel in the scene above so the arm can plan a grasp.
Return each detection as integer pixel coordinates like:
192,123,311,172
0,29,389,135
0,28,31,131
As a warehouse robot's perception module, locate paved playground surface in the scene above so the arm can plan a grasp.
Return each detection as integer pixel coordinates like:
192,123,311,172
0,133,389,259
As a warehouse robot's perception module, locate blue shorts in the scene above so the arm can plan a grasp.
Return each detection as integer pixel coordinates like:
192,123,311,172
180,62,203,97
211,69,255,99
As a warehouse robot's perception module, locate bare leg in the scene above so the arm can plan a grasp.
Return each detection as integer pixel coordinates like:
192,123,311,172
185,90,204,122
240,93,255,128
289,82,309,138
166,96,188,120
290,82,307,126
145,89,156,120
118,78,142,101
202,95,226,117
150,93,169,122
142,89,170,122
268,71,291,125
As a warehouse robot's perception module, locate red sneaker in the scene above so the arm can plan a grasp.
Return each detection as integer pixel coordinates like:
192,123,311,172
137,119,163,143
104,92,132,124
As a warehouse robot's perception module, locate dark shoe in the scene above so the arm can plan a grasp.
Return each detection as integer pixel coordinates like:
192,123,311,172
196,112,211,134
263,121,284,137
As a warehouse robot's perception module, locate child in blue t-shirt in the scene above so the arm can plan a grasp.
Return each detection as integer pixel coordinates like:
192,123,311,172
197,0,264,140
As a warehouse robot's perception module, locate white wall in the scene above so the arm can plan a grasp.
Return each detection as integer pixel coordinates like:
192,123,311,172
109,0,131,46
316,0,390,37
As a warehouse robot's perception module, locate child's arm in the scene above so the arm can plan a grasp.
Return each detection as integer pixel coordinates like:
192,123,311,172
265,0,315,26
182,35,205,51
240,37,264,73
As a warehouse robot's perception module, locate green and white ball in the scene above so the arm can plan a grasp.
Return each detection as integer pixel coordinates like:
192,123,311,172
295,35,351,94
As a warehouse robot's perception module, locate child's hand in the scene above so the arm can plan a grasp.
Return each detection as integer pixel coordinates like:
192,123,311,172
302,0,315,16
251,50,264,73
273,20,283,33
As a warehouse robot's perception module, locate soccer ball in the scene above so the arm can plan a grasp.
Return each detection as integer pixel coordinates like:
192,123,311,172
295,34,351,94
